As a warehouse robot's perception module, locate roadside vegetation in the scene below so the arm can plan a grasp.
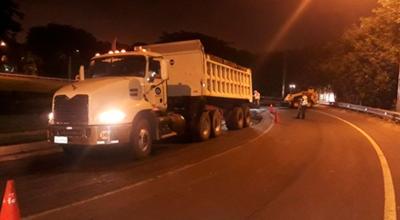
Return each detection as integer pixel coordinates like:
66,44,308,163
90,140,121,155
319,0,399,109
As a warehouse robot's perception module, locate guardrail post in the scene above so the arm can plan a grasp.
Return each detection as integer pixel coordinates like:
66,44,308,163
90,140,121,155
396,62,400,112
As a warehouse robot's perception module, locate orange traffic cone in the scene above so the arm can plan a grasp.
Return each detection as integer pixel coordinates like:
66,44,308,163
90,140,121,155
274,111,279,124
0,180,21,220
269,104,275,114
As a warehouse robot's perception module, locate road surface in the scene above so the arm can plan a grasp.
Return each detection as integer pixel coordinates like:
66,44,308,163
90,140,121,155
0,106,399,220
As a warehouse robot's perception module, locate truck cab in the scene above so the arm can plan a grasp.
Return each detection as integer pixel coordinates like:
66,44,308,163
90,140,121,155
48,48,169,158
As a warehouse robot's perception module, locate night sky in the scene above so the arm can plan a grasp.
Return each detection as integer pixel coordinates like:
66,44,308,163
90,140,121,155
17,0,377,52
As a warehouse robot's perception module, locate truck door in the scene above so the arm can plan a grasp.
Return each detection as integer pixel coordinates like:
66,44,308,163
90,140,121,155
146,58,167,111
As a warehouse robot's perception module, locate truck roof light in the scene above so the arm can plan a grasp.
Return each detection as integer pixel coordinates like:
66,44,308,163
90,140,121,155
108,51,114,54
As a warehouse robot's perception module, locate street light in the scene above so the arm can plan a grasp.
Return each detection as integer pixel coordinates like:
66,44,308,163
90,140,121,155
0,41,6,47
288,83,296,94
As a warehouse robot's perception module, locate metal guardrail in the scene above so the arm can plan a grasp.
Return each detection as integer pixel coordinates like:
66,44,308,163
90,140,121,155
0,72,73,93
333,102,400,122
0,72,73,82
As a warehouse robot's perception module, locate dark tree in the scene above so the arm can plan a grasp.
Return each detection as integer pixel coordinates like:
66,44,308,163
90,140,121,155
319,0,400,108
0,0,23,40
26,23,105,78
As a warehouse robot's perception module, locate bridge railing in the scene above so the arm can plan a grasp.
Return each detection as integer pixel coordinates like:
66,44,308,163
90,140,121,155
333,102,400,122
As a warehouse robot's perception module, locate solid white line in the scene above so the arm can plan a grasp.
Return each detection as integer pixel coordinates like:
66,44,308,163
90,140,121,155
26,117,275,219
318,111,397,220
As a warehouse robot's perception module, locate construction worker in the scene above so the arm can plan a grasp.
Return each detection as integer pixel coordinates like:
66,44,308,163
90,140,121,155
253,90,261,107
296,93,308,119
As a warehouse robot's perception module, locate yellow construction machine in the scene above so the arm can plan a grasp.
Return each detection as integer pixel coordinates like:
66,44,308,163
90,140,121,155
284,88,318,108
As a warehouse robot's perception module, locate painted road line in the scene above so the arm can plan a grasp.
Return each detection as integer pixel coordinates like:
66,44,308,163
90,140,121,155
26,115,275,219
318,111,396,220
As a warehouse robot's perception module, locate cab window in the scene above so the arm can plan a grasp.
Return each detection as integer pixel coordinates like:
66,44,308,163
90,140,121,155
149,58,161,79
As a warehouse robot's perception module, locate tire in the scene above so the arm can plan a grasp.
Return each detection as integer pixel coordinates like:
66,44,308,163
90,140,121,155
210,110,222,137
226,107,244,130
193,111,211,141
242,106,251,127
130,118,152,159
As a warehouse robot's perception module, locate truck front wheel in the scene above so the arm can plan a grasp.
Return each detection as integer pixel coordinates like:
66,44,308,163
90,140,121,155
227,107,244,130
130,118,152,159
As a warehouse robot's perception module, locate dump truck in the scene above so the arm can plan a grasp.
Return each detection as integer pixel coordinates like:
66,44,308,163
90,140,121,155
48,40,253,158
283,88,318,108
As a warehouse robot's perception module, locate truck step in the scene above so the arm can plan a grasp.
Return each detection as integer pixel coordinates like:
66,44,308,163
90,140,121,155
160,131,177,139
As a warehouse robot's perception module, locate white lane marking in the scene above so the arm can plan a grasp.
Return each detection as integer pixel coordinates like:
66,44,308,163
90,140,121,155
318,111,397,220
26,118,275,219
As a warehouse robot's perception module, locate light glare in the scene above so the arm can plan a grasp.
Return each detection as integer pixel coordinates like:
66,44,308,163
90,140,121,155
99,110,126,124
48,112,54,120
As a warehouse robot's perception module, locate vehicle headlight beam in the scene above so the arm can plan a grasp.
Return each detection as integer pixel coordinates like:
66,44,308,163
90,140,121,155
99,110,126,124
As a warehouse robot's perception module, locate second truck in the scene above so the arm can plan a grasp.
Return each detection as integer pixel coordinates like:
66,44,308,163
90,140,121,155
48,40,253,158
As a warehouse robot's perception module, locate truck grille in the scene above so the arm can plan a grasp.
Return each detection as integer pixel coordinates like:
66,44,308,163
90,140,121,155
54,95,88,124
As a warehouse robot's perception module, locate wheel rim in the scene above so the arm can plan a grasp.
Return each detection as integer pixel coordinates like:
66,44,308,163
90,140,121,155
238,112,244,127
214,116,221,133
138,128,150,152
202,118,210,137
245,110,251,125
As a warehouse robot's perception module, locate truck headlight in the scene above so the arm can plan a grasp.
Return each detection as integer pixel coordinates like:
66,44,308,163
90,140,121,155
99,110,126,124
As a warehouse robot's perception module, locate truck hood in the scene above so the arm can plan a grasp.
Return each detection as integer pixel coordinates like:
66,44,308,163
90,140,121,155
53,76,151,125
55,77,132,97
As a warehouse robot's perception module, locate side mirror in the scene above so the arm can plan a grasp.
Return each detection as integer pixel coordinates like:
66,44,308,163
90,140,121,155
146,72,156,83
160,60,168,80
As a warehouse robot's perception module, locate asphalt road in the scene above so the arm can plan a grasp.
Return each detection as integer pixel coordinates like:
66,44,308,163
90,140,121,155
1,106,400,220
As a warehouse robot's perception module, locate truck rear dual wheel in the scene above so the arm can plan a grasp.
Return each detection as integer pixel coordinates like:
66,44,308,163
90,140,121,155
226,107,244,130
193,111,211,141
210,110,222,137
192,110,221,141
130,118,152,159
243,106,251,128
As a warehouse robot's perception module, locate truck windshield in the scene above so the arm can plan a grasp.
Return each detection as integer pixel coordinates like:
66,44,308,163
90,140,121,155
89,55,146,78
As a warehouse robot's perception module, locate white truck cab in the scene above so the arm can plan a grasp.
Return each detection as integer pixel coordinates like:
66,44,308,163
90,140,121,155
48,40,253,158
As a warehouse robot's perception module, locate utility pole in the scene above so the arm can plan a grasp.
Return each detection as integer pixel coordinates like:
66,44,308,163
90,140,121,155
67,49,79,80
281,52,287,99
67,55,72,80
396,61,400,111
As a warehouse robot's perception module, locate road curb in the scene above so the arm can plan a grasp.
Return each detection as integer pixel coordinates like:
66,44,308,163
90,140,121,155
0,141,61,162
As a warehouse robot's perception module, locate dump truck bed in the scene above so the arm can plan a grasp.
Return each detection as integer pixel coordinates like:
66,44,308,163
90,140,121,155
142,40,252,102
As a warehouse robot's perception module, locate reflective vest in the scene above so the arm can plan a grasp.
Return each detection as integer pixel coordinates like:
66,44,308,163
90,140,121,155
301,95,308,106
